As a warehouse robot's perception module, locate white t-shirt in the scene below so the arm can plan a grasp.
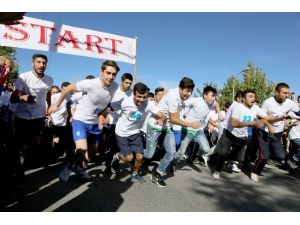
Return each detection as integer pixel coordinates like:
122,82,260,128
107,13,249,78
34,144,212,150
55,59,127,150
289,123,300,140
73,78,118,124
148,88,183,129
70,91,83,107
183,97,215,132
262,97,300,133
172,107,187,131
51,93,69,126
208,110,226,133
115,96,159,137
227,103,267,138
141,99,156,133
220,101,239,128
109,87,133,125
14,71,54,120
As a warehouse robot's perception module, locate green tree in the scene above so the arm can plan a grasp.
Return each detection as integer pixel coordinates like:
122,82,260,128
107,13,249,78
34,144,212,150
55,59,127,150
220,63,276,107
219,75,240,107
0,46,19,82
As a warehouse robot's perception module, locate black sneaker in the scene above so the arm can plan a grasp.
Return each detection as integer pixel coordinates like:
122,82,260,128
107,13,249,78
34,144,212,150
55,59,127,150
151,171,166,187
111,153,120,174
74,164,93,181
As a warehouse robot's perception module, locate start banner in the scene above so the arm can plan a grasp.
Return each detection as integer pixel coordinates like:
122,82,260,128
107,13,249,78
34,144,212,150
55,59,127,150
0,16,136,64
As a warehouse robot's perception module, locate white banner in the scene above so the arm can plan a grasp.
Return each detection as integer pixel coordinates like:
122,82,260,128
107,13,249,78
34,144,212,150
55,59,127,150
0,16,136,64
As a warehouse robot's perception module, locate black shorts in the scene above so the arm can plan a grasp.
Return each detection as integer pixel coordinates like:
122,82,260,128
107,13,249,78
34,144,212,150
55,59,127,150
116,132,144,156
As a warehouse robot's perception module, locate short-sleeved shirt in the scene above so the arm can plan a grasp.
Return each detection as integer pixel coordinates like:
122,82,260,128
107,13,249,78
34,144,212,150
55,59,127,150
148,88,183,130
14,71,53,120
116,96,159,137
289,123,300,140
262,97,300,133
183,97,215,133
73,78,118,124
220,101,239,128
51,93,69,126
227,103,267,138
109,86,133,125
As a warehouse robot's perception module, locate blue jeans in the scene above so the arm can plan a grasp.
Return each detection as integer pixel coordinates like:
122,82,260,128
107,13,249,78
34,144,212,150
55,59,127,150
144,126,176,174
174,129,211,161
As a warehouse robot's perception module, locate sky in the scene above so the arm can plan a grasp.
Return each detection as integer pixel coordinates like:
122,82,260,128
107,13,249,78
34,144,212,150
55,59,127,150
11,12,300,97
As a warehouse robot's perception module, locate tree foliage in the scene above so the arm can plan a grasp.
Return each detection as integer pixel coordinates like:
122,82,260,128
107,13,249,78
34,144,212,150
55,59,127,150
219,63,276,107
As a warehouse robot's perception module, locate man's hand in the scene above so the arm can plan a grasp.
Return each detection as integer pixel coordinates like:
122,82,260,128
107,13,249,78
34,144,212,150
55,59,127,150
154,118,164,126
19,95,36,104
189,121,204,130
48,104,59,114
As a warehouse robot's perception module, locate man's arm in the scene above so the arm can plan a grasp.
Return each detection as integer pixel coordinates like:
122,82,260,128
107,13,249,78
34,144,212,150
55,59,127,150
153,112,167,126
10,89,36,104
48,84,77,113
170,112,203,129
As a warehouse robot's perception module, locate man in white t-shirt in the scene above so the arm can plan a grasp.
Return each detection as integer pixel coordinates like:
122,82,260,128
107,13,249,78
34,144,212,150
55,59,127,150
212,90,273,180
111,82,166,182
49,60,119,182
49,82,72,159
144,77,202,187
219,91,243,140
173,86,221,168
103,73,133,173
251,83,300,182
10,53,54,185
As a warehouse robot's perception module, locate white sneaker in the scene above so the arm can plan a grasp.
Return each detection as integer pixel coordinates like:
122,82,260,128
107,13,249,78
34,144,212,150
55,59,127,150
231,163,242,173
212,172,220,179
202,154,209,167
250,172,259,182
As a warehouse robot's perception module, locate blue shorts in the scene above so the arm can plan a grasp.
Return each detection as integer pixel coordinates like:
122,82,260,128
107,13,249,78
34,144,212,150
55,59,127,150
72,119,101,144
116,132,144,156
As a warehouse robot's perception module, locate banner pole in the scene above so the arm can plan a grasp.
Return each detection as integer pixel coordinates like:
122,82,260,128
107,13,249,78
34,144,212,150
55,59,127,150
133,36,137,83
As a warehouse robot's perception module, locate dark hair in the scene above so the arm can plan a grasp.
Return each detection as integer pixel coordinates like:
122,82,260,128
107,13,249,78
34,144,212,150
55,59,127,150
61,82,70,88
235,91,243,100
224,101,231,109
148,92,154,98
179,77,195,89
275,82,289,92
85,75,96,80
297,95,300,99
32,53,48,62
101,60,120,73
133,82,149,95
51,85,60,90
203,86,217,95
242,89,256,97
121,73,133,82
154,87,165,95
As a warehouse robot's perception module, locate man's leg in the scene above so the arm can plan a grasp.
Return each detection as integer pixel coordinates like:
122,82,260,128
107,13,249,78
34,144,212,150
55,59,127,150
251,129,270,182
194,129,212,167
173,132,193,165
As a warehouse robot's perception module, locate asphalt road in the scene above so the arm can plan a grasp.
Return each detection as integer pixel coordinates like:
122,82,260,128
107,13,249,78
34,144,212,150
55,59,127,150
2,157,300,212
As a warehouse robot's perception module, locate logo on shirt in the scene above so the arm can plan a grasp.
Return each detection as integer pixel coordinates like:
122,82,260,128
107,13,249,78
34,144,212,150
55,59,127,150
130,111,142,120
242,115,252,122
